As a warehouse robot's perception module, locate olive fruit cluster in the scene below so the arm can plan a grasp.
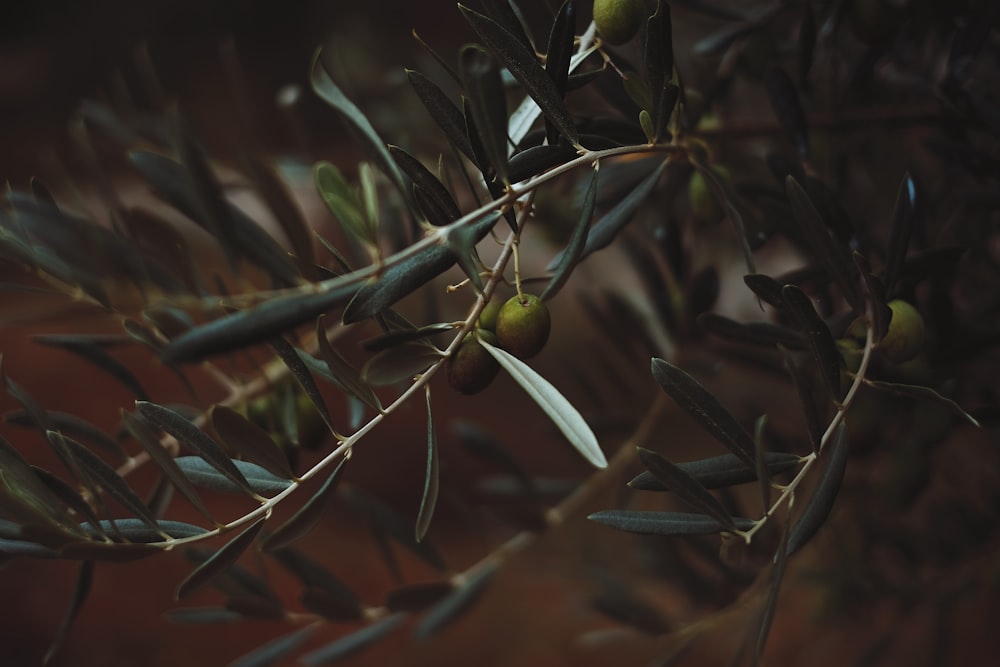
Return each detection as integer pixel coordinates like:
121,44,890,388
446,293,551,394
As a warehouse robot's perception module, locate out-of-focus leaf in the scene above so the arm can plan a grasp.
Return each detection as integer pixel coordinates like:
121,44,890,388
743,274,785,309
778,346,824,452
42,560,92,666
310,51,407,202
692,159,755,274
4,409,126,463
798,2,816,86
361,322,454,353
210,406,296,481
390,146,461,225
301,613,406,666
461,45,510,185
645,1,675,142
480,339,606,468
785,176,864,314
754,415,770,512
884,172,918,297
33,334,148,400
262,459,346,552
122,411,215,523
386,581,455,613
764,67,808,158
362,343,442,386
697,313,805,349
544,0,575,143
588,510,754,536
343,486,447,572
547,159,667,270
177,518,265,599
228,625,317,667
542,164,598,302
59,541,162,562
629,451,802,491
174,456,293,497
30,466,103,537
269,337,337,437
414,562,498,639
51,431,162,535
406,69,476,164
756,522,789,664
453,419,533,491
136,401,261,499
865,380,981,427
272,548,362,621
314,161,375,246
160,279,361,364
506,144,578,183
316,315,383,411
786,422,849,555
591,576,671,635
416,388,439,542
636,447,735,530
650,358,756,465
459,5,580,148
781,285,841,398
165,607,244,624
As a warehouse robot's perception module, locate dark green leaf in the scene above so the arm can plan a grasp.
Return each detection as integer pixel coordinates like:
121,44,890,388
310,51,408,202
389,145,461,225
645,1,675,142
361,322,454,353
386,581,455,613
506,144,578,183
447,221,487,292
316,315,383,411
81,518,209,542
864,380,981,427
301,613,406,666
175,456,293,497
480,339,606,468
781,285,842,398
479,0,534,50
361,343,442,386
764,67,808,158
460,45,510,185
59,541,162,562
459,4,580,147
650,358,756,465
544,1,576,143
754,415,770,512
756,522,789,664
743,274,785,309
228,625,317,667
406,69,477,164
778,345,824,452
136,401,262,499
272,548,362,620
628,452,802,491
30,466,104,537
33,334,148,400
785,176,864,314
269,337,337,437
43,561,92,666
692,159,755,274
210,406,296,481
884,173,918,297
415,563,498,639
588,510,754,536
122,411,215,523
636,447,735,530
300,587,365,622
177,518,265,599
786,422,849,555
166,607,244,624
416,389,439,542
4,408,126,463
697,313,806,349
541,164,598,301
854,252,891,342
591,576,671,635
314,161,375,246
262,459,346,552
343,486,447,572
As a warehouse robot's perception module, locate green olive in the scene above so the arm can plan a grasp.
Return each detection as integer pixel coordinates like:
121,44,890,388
880,299,925,364
593,0,644,46
447,330,500,395
477,299,503,333
495,293,551,359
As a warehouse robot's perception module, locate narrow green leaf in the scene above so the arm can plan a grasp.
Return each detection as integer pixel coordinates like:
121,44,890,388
228,625,317,667
272,548,362,620
310,50,408,202
416,388,439,542
480,339,606,468
743,273,785,309
764,67,808,158
650,358,756,465
635,447,736,530
447,222,487,292
122,411,215,523
864,380,981,427
406,69,476,164
588,510,755,536
362,343,442,386
30,466,104,538
33,335,148,400
166,607,244,624
343,486,447,572
854,252,891,342
756,522,790,665
361,322,455,353
175,456,293,497
781,285,842,398
314,161,375,246
544,0,576,144
52,431,162,535
136,401,261,499
645,0,675,142
316,315,383,411
301,613,406,666
778,345,824,452
459,4,580,147
262,459,346,552
541,163,598,302
210,406,296,481
786,423,849,555
785,176,864,314
692,159,755,274
269,337,337,436
42,561,93,666
629,452,802,491
177,517,266,599
697,313,806,349
480,0,534,50
81,519,209,542
389,145,461,225
884,172,918,297
4,408,127,463
506,144,578,183
415,563,498,639
753,415,771,513
386,581,455,613
460,45,510,185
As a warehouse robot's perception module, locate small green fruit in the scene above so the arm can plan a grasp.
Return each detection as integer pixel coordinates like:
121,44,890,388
496,293,551,359
593,0,644,46
477,299,503,332
447,330,500,395
880,299,925,364
688,165,731,221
